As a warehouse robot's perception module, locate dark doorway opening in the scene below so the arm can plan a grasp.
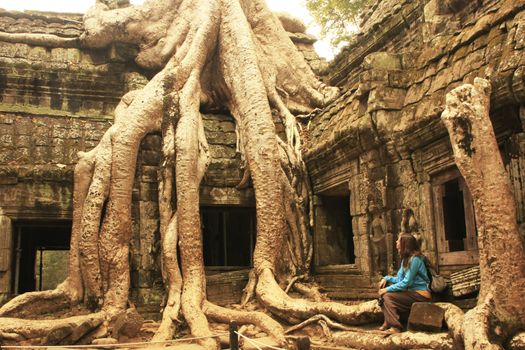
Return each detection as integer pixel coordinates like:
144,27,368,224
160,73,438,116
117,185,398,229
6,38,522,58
11,221,71,294
201,207,256,268
442,179,467,252
316,195,355,266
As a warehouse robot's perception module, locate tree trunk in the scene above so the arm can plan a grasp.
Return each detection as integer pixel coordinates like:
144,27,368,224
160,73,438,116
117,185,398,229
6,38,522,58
441,78,525,349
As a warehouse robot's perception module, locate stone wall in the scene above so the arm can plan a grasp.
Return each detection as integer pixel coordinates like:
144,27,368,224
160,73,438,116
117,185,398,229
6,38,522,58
0,112,109,302
0,8,309,307
0,9,133,303
0,111,248,306
305,0,525,296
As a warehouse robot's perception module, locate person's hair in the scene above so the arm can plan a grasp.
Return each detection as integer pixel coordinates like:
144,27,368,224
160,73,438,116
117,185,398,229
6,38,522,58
399,234,421,269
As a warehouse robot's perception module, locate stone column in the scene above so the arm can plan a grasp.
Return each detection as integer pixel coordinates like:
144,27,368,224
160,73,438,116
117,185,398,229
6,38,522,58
0,214,12,303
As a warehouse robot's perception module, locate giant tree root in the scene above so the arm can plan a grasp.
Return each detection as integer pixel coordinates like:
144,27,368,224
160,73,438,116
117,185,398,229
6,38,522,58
332,330,456,350
0,313,105,345
0,288,71,319
284,302,467,350
285,314,387,336
203,301,286,345
463,296,502,350
435,302,464,348
256,268,382,325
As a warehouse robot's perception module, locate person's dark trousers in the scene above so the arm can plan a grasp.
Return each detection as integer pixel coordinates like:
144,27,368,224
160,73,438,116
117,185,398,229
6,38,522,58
381,291,430,330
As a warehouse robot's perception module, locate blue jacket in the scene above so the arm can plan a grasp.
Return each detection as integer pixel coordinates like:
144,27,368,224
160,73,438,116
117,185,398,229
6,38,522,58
384,255,430,293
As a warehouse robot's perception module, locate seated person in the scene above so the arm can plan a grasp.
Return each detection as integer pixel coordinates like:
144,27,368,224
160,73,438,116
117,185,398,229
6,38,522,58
378,233,431,333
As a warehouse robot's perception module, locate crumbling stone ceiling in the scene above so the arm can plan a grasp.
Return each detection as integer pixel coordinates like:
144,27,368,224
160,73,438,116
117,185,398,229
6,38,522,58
305,0,525,165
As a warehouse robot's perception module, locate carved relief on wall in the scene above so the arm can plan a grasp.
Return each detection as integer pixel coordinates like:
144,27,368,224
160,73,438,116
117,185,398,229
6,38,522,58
365,178,393,276
369,210,387,275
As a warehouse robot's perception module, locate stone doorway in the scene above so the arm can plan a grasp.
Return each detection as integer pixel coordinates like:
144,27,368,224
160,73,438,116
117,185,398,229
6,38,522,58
314,194,355,267
11,221,71,295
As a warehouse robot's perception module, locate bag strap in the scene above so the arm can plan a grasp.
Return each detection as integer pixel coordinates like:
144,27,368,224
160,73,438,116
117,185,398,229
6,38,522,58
421,255,434,282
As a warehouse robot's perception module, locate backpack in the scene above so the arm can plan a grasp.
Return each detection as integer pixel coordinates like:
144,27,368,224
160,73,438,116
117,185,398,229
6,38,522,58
423,256,447,293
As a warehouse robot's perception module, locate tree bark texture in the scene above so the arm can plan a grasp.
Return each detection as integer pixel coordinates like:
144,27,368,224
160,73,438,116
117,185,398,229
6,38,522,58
441,78,525,349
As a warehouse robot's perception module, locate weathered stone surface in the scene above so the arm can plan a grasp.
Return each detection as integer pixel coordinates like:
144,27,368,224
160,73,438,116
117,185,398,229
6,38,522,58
404,79,432,106
139,182,158,201
205,130,237,145
288,32,317,45
209,144,237,159
276,12,307,33
368,87,406,111
363,52,402,71
112,308,144,338
140,134,162,150
140,150,162,166
407,302,444,332
140,166,158,183
446,0,470,12
424,0,448,19
450,266,480,297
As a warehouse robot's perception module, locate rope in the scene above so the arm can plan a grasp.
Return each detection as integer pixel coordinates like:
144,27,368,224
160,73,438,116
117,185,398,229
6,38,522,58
0,333,229,349
234,331,286,350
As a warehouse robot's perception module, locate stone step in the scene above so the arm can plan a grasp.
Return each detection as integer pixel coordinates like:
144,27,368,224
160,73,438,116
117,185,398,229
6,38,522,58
315,272,377,300
449,266,480,297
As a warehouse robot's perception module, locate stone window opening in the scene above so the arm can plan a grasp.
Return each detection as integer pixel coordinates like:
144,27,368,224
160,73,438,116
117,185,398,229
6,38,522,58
442,179,468,252
432,168,478,269
201,206,256,269
11,221,71,295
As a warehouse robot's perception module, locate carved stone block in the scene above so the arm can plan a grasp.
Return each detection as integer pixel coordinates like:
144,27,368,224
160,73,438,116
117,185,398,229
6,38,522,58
407,302,444,332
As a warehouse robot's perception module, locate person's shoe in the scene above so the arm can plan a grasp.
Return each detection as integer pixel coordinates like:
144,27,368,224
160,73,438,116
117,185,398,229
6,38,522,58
379,323,388,331
385,327,401,334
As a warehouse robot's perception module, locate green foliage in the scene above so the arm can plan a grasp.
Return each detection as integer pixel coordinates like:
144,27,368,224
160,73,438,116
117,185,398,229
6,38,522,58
306,0,372,48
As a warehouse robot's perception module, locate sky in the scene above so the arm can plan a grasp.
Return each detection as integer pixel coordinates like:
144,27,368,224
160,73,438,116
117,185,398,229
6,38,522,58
0,0,334,59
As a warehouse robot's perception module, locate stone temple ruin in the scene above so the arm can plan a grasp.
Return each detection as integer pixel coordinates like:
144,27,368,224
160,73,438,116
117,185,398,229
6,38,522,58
0,0,524,328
